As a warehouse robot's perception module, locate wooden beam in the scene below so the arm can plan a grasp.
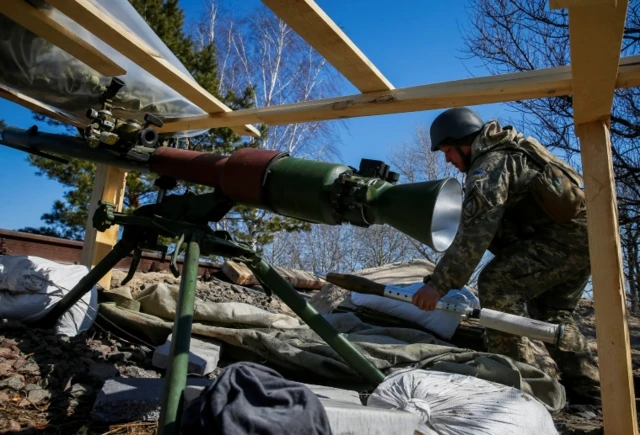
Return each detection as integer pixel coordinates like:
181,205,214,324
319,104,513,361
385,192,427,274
576,121,638,435
261,0,393,93
549,0,616,10
157,55,640,133
81,164,127,290
222,260,326,289
0,86,85,128
0,0,125,77
45,0,260,138
568,1,628,124
567,1,637,433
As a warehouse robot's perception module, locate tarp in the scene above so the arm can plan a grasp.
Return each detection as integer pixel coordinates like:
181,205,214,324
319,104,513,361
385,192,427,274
98,282,566,413
0,0,207,135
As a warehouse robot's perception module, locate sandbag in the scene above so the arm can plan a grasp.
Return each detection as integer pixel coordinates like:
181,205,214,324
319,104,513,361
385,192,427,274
0,255,97,336
367,368,558,435
351,283,479,339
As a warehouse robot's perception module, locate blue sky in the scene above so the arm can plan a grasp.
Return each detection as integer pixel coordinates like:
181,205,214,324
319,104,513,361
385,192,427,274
0,0,518,231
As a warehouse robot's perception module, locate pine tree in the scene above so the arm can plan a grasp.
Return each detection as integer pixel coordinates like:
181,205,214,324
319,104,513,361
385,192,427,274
21,0,255,239
20,158,97,240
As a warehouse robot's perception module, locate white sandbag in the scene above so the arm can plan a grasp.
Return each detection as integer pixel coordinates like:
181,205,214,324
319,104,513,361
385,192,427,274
368,369,558,435
0,255,97,336
350,283,479,339
0,255,51,293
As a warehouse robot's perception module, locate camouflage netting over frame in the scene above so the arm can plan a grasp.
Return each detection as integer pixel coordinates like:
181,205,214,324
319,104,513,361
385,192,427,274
0,0,207,136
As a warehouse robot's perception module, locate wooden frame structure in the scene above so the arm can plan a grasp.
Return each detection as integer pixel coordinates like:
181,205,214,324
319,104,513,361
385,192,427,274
0,0,637,432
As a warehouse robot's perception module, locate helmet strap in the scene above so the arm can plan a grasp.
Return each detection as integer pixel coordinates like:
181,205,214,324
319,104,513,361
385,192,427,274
455,145,472,173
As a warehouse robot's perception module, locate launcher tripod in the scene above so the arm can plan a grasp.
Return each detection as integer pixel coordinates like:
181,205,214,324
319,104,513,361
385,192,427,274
36,190,385,435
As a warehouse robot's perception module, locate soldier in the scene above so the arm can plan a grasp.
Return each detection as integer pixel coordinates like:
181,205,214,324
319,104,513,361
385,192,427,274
412,106,601,405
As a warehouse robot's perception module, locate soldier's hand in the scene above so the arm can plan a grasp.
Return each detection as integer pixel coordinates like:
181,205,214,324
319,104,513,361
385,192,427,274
412,284,441,311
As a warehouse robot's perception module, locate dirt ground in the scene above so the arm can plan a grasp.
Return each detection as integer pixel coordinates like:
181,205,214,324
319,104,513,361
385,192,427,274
0,269,638,434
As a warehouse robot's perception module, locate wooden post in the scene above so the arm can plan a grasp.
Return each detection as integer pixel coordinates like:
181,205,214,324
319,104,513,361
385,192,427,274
81,164,127,290
576,121,638,435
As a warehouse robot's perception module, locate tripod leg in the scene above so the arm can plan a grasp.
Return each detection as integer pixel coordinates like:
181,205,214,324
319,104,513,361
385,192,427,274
158,234,200,435
246,258,386,386
37,237,135,328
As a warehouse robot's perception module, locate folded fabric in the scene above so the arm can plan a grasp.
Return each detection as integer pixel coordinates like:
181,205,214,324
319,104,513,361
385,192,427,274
181,362,333,435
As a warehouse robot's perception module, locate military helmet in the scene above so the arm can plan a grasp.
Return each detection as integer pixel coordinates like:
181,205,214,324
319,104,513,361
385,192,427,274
429,107,484,151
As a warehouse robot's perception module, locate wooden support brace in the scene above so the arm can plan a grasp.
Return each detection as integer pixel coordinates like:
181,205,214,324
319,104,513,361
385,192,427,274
568,1,628,124
157,55,640,133
576,121,638,435
0,0,125,77
261,0,393,93
0,86,85,129
222,260,326,290
549,0,617,10
565,2,636,432
45,0,260,138
81,164,127,290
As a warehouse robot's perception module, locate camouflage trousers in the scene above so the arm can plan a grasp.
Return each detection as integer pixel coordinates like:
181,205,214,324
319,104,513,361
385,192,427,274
478,228,600,396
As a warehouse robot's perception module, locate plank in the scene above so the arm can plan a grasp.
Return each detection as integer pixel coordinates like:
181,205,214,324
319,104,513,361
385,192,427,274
568,1,628,123
222,260,325,290
45,0,260,138
81,164,128,290
157,55,640,133
261,0,393,93
0,86,85,129
276,267,326,290
549,0,617,9
567,1,636,432
576,121,638,435
0,0,125,77
222,260,258,286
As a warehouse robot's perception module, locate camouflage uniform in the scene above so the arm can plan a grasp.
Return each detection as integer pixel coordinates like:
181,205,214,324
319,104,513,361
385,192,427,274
428,120,600,401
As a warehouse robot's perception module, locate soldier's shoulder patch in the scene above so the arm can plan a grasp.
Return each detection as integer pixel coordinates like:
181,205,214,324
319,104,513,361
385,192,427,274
462,188,485,226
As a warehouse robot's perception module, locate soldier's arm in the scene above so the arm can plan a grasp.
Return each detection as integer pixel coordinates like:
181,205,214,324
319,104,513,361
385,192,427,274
428,155,511,295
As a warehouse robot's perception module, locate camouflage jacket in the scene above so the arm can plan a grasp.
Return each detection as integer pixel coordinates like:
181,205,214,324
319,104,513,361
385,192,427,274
428,120,581,295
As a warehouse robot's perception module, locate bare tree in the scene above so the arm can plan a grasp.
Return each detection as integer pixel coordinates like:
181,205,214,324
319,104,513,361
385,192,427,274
389,124,459,183
460,0,640,308
264,225,351,272
348,225,414,269
196,0,344,159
